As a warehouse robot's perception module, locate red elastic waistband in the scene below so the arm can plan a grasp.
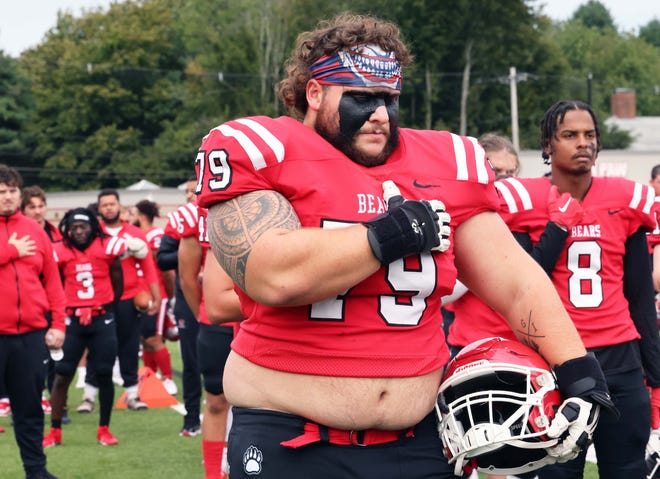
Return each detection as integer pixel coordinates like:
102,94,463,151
66,307,107,317
280,421,414,448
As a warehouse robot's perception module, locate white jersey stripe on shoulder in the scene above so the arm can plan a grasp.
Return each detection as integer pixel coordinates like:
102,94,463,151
235,118,285,164
178,203,198,227
642,184,655,214
451,133,468,181
505,178,533,211
106,236,124,256
630,182,642,210
215,124,267,170
467,136,489,184
494,181,518,213
630,182,653,213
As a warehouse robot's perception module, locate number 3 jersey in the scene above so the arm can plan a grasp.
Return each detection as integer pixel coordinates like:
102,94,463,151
497,176,655,348
195,115,499,378
54,237,126,308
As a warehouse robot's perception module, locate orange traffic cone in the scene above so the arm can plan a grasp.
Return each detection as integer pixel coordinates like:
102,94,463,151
115,367,179,409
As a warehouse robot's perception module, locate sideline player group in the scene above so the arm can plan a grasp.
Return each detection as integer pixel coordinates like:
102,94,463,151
3,11,660,479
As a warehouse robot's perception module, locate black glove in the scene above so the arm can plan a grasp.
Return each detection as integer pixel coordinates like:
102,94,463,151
553,353,616,414
546,353,618,462
363,180,451,265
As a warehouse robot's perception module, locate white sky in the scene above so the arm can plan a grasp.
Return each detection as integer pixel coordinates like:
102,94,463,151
1,1,659,58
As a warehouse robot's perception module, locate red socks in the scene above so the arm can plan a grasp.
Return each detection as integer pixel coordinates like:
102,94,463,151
142,351,157,372
154,347,173,378
202,440,227,479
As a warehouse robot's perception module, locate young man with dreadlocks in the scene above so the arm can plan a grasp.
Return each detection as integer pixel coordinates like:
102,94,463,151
43,207,148,448
495,100,660,478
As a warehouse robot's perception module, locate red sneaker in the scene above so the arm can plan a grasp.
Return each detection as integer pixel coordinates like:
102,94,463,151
97,426,118,446
43,427,62,448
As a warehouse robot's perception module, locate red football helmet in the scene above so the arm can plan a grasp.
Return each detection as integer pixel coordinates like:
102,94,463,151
438,337,562,476
163,308,179,342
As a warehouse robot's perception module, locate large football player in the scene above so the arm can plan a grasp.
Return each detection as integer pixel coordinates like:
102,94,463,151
195,14,613,479
495,100,660,478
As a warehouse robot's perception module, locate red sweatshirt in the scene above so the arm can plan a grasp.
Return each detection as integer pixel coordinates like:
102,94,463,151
0,211,66,334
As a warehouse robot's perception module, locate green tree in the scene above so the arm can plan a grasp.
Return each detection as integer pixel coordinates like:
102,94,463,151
572,0,616,31
640,19,660,49
0,52,35,178
549,21,660,119
20,0,187,190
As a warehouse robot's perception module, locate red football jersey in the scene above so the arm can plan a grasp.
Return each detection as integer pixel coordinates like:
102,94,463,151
54,236,126,307
647,198,660,253
163,210,182,240
145,225,167,298
448,291,517,347
194,206,212,326
498,176,655,348
167,203,200,240
103,221,158,300
195,115,499,377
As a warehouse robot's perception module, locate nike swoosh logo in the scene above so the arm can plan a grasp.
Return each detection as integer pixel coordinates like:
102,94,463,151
413,180,441,189
608,209,623,215
104,319,114,325
557,199,571,213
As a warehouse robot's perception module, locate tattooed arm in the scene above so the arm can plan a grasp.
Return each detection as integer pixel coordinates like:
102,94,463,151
207,190,380,307
453,210,586,368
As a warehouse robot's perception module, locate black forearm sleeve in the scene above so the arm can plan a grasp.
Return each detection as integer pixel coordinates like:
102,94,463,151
156,234,180,271
623,228,660,386
512,222,568,276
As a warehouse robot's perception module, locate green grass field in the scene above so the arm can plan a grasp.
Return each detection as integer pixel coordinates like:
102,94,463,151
0,341,601,478
0,342,203,479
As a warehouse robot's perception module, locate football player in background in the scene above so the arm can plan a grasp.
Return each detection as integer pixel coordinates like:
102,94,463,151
156,177,202,437
79,189,159,412
496,100,660,478
194,13,614,478
131,199,177,395
445,133,581,479
179,205,241,479
44,207,148,447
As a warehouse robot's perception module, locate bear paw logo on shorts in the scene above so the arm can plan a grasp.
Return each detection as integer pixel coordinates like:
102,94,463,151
243,445,263,475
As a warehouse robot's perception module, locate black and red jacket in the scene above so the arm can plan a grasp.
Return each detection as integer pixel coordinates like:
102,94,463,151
0,211,66,334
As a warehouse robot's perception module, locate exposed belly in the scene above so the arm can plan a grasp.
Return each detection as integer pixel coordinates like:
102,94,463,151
223,351,443,430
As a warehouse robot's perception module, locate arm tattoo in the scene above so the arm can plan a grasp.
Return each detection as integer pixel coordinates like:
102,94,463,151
515,310,544,353
207,190,300,290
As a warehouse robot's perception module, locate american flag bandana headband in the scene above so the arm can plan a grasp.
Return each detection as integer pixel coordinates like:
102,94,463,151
310,44,402,90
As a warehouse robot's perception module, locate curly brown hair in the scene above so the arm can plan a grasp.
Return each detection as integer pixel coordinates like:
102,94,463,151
278,13,413,121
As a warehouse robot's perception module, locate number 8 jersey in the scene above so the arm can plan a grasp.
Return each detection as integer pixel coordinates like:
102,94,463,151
497,175,655,348
195,115,499,378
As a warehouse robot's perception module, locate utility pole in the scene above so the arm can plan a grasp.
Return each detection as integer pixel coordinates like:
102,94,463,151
509,66,519,152
587,72,593,105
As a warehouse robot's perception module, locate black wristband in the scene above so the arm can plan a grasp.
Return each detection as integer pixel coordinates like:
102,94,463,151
365,207,421,264
553,353,617,415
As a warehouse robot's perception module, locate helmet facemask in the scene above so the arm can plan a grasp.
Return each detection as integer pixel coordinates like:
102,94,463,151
438,337,562,476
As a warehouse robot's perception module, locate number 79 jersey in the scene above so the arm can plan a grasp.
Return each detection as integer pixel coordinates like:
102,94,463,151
194,115,499,377
497,176,655,348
